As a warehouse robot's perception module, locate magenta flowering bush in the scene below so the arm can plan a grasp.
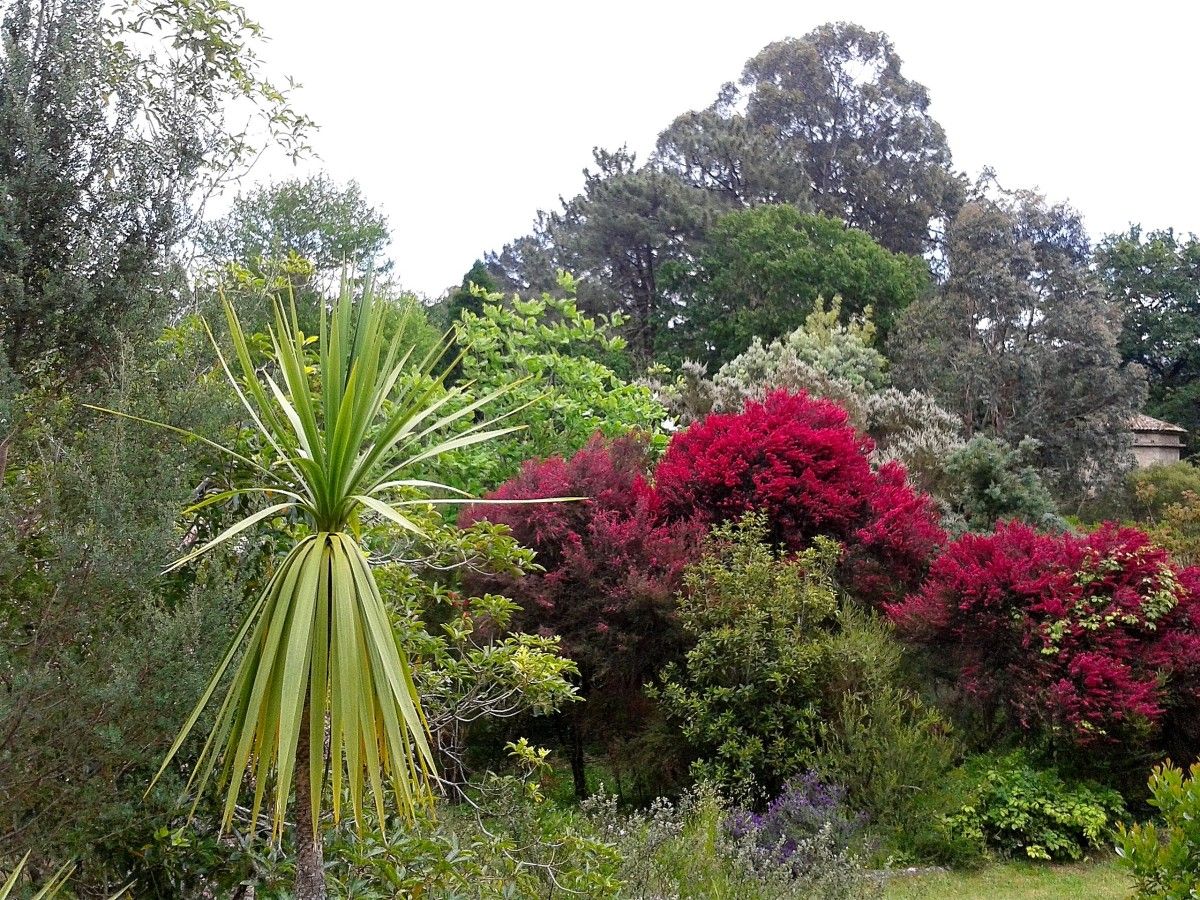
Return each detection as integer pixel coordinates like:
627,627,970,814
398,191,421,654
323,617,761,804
890,521,1200,753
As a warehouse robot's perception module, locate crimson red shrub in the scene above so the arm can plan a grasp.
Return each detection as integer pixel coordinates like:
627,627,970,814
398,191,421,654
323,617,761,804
459,433,703,703
653,389,944,605
889,521,1200,753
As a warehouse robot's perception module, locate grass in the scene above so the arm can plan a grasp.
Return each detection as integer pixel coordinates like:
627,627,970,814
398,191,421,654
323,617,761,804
883,858,1131,899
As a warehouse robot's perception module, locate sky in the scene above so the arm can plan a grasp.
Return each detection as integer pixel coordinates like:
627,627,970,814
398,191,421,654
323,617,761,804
239,1,1200,297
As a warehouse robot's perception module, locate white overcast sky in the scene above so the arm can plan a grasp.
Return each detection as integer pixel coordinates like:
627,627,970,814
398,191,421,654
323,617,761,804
238,0,1200,297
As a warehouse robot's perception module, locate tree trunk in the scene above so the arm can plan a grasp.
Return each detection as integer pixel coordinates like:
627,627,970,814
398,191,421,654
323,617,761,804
569,718,587,800
293,703,326,900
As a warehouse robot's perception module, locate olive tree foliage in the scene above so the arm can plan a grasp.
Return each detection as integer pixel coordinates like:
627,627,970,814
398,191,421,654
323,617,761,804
1096,227,1200,455
0,0,311,378
889,175,1146,499
199,173,391,280
862,388,966,495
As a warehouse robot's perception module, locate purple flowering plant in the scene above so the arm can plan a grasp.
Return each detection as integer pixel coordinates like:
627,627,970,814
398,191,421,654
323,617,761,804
726,771,865,868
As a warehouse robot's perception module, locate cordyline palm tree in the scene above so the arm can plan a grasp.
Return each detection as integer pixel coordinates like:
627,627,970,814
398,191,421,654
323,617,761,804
0,856,73,900
92,283,534,899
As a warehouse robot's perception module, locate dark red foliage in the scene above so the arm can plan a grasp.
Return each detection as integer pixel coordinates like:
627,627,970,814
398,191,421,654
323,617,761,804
889,521,1200,752
459,434,704,697
652,389,945,605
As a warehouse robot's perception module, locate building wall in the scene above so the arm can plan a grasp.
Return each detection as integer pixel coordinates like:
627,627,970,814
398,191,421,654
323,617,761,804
1133,433,1184,468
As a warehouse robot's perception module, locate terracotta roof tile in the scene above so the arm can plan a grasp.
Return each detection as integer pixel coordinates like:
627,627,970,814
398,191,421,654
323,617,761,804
1130,413,1187,433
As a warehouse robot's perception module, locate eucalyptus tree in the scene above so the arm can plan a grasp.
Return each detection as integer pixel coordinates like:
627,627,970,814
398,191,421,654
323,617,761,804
739,22,963,255
95,284,532,898
890,177,1146,499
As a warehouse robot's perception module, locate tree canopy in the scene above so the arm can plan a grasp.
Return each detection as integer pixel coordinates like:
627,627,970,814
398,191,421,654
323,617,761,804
200,173,390,278
662,205,929,366
0,0,310,377
890,176,1146,498
738,22,962,255
1097,226,1200,453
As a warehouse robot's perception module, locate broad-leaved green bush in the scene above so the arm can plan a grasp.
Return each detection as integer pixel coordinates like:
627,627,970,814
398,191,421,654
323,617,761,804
650,517,842,797
447,275,669,495
374,507,581,792
1117,761,1200,899
663,205,929,367
944,751,1125,861
1148,491,1200,568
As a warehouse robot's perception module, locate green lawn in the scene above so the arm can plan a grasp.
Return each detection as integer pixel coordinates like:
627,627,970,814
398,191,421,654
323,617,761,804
883,859,1131,900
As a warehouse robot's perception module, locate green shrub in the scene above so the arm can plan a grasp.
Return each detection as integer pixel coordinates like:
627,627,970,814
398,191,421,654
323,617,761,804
1148,491,1200,567
815,606,966,865
890,769,989,868
820,686,957,843
244,742,623,899
1116,761,1200,899
0,325,262,894
650,517,842,798
944,752,1126,861
936,436,1065,534
1132,462,1200,522
1086,461,1200,525
445,274,669,495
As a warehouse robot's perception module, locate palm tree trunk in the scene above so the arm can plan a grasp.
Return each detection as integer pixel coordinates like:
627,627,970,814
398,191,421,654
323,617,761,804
294,702,326,900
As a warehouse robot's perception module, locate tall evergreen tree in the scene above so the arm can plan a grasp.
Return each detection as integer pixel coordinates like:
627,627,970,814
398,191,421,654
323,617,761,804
890,176,1146,499
733,22,962,255
655,89,810,209
447,259,500,324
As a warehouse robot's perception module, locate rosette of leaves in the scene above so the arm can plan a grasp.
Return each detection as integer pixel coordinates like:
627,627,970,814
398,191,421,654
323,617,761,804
90,281,543,894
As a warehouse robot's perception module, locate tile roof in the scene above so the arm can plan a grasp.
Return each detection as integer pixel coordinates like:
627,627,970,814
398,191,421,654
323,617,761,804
1130,413,1187,433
